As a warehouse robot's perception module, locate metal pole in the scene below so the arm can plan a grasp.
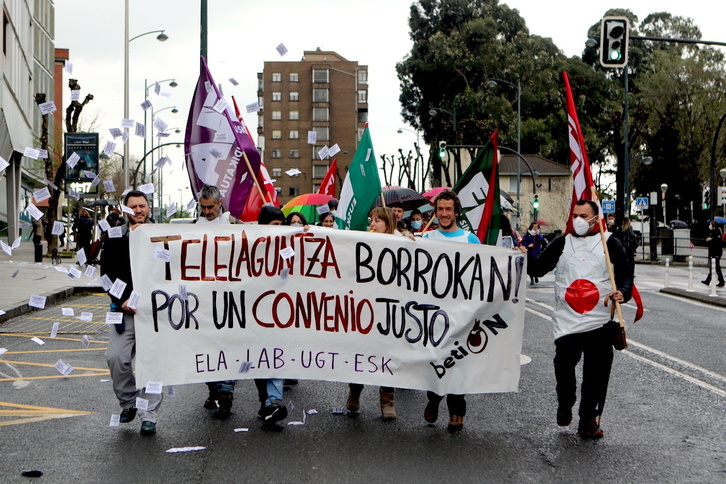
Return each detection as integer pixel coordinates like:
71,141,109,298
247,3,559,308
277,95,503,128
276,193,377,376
516,79,521,230
664,257,670,288
709,258,718,297
123,0,129,192
623,68,630,218
687,255,694,292
200,0,207,60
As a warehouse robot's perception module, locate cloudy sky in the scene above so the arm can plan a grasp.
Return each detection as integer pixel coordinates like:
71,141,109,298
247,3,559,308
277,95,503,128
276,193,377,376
54,0,725,201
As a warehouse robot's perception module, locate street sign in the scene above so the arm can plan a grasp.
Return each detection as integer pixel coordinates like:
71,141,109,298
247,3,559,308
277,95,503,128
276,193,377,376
636,197,649,211
602,200,615,213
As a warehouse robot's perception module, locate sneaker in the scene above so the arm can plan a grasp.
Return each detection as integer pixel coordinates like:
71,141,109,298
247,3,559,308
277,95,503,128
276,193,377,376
557,406,572,427
120,407,137,423
283,379,299,386
379,391,396,421
203,397,218,410
257,402,266,421
212,393,233,419
140,421,156,436
577,419,604,439
447,415,464,433
262,403,288,424
717,282,725,287
701,280,710,286
424,399,439,423
346,392,360,413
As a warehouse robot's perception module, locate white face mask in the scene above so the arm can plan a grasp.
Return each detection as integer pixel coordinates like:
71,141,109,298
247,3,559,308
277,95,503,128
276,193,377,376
528,230,537,236
573,216,595,236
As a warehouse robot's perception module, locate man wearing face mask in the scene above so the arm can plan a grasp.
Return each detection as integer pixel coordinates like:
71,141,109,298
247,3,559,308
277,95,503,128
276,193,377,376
523,200,633,439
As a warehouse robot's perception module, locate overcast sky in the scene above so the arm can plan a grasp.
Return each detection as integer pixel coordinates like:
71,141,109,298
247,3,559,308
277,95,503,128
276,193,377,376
54,0,725,201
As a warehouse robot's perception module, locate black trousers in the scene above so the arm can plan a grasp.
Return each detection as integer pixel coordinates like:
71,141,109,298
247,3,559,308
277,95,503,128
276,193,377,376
554,326,613,421
705,255,724,284
426,392,466,417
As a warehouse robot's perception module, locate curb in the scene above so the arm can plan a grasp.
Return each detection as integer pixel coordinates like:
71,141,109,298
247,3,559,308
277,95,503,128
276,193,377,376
0,286,105,325
659,287,726,308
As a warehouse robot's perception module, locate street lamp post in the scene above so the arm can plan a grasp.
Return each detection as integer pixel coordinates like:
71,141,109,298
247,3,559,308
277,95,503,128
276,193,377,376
488,77,521,227
720,168,726,215
429,107,457,186
123,0,169,191
710,112,726,221
397,127,424,190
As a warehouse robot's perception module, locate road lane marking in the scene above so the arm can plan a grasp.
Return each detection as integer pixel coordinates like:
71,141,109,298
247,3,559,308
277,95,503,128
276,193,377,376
622,351,726,398
626,340,726,385
0,401,94,427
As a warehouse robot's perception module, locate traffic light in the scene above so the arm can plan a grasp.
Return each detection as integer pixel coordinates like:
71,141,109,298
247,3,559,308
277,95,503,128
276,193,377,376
438,141,447,160
531,194,540,210
600,16,629,68
703,189,710,209
719,187,726,205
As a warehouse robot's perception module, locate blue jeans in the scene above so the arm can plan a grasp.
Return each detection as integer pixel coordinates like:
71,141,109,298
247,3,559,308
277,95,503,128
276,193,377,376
265,379,283,406
206,380,235,395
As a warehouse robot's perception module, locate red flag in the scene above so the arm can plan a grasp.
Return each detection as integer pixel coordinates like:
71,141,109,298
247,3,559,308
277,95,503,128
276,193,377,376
562,71,643,322
562,71,603,234
231,97,279,221
317,159,337,196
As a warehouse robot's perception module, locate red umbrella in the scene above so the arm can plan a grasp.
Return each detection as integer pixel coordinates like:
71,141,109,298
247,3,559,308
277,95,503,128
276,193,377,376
421,187,452,201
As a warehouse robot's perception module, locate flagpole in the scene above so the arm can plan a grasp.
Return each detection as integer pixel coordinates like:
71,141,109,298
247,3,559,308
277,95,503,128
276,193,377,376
241,151,272,204
591,186,626,335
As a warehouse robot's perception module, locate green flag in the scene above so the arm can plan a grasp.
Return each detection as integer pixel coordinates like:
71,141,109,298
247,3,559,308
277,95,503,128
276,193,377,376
335,127,382,230
453,131,501,245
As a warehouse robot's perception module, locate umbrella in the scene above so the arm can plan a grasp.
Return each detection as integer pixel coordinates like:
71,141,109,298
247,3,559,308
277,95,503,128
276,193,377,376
669,220,688,228
281,193,336,223
374,187,430,211
711,216,726,225
536,220,549,226
421,187,451,201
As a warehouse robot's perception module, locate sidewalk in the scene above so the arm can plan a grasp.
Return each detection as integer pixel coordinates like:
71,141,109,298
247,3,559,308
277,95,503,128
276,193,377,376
0,240,102,324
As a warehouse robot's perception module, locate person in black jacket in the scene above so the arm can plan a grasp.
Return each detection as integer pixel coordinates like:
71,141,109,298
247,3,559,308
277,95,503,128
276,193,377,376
101,190,161,436
522,200,634,439
702,221,724,287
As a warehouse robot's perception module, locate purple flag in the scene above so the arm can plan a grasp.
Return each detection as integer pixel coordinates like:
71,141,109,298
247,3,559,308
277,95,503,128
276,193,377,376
185,57,261,217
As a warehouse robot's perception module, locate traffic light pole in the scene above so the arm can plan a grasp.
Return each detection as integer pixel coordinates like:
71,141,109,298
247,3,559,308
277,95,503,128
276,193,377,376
709,112,726,221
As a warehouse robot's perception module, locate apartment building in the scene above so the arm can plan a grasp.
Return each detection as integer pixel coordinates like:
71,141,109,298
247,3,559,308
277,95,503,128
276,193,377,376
257,49,368,206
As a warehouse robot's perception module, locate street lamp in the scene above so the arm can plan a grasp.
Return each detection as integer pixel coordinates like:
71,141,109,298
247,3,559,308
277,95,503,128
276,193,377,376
124,0,170,191
487,78,522,226
429,107,457,135
397,127,424,191
710,112,726,221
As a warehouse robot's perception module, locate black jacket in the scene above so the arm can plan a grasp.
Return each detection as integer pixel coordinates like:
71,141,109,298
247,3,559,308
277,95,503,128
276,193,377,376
100,220,153,308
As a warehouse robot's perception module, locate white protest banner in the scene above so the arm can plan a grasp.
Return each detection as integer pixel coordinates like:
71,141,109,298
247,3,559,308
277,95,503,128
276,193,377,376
129,225,526,395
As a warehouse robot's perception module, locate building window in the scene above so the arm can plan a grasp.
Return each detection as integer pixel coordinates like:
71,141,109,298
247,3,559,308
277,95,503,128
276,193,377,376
271,149,282,159
313,165,329,179
275,187,282,196
289,72,299,82
289,130,299,140
289,110,299,120
313,107,329,122
271,111,282,120
312,183,321,193
313,126,329,141
312,69,329,83
357,111,368,124
257,76,263,91
358,90,368,103
289,149,299,159
271,92,282,101
289,186,300,197
271,72,282,82
271,130,282,140
272,168,282,178
289,91,299,101
358,128,365,141
358,70,368,84
313,88,329,103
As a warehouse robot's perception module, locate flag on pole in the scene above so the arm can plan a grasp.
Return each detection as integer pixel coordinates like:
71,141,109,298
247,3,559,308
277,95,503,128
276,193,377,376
562,71,643,322
317,158,338,197
453,131,501,245
562,71,602,233
231,97,279,221
335,127,382,230
184,57,262,218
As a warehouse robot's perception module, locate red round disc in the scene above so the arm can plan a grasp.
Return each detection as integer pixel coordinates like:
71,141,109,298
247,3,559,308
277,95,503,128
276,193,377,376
565,279,599,314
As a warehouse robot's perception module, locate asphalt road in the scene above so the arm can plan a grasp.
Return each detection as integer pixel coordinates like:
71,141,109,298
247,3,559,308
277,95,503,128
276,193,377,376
1,273,725,483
